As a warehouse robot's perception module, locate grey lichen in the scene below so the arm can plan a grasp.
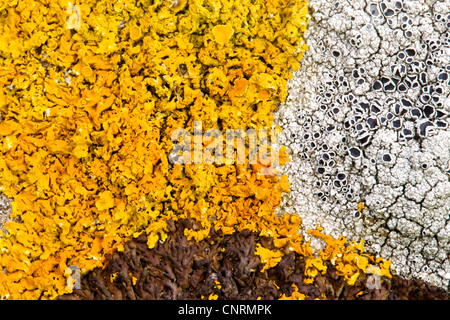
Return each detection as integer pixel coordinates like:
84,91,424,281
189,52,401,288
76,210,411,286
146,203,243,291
277,0,450,289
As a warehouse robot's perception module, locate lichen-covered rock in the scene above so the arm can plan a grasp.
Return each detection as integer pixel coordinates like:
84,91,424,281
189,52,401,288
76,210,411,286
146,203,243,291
277,0,450,289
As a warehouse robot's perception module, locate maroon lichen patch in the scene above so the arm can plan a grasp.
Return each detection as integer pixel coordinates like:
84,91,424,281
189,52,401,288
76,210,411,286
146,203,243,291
59,220,448,300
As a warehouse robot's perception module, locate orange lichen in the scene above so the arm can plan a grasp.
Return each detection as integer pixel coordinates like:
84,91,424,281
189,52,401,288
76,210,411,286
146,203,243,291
255,244,285,272
305,228,392,286
0,0,312,299
81,65,93,77
358,202,365,212
233,78,248,97
208,293,219,300
129,26,142,41
212,25,234,45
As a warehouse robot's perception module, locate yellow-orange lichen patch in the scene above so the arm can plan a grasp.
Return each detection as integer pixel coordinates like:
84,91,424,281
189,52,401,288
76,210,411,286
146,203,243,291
233,78,249,97
255,244,284,272
304,228,392,286
129,26,142,41
81,65,93,77
0,0,312,299
212,25,234,45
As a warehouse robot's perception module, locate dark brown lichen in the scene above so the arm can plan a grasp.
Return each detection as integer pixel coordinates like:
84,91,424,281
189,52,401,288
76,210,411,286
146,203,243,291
59,219,448,300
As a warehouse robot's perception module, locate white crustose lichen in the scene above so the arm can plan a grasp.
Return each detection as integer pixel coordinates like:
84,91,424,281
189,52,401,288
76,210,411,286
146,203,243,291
277,0,450,289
